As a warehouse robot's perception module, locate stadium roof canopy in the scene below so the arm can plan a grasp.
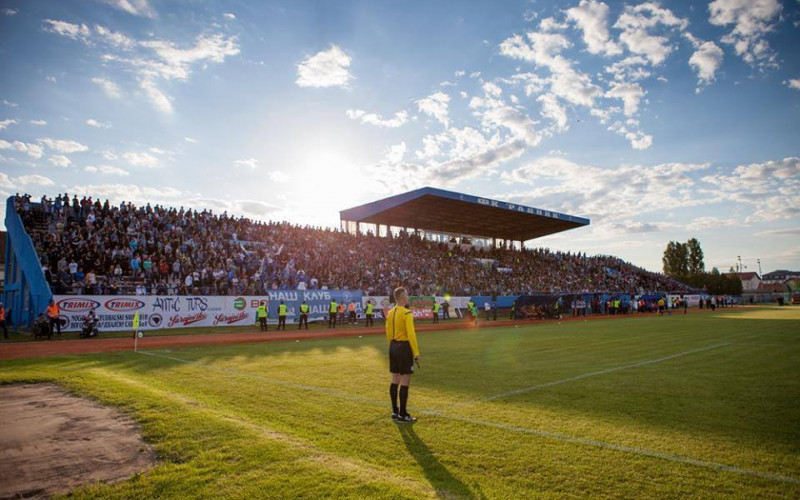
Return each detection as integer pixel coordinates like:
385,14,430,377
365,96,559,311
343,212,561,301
339,187,590,242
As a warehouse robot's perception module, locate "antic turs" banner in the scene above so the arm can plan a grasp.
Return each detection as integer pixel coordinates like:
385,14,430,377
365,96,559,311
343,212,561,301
53,290,363,332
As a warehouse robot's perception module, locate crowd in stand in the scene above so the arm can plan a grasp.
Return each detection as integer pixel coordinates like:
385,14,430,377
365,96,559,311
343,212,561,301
13,193,688,297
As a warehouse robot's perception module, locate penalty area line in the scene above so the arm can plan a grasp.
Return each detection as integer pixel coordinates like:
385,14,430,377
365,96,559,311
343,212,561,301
133,347,798,486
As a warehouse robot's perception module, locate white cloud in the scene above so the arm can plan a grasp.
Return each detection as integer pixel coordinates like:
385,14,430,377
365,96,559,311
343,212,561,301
0,140,44,159
565,0,622,56
709,0,782,69
98,0,156,18
689,41,724,90
613,3,689,66
86,118,111,128
416,91,451,127
470,94,543,147
604,56,652,82
137,33,240,78
501,156,711,222
267,171,288,183
701,157,799,221
184,137,198,143
385,142,406,164
2,100,18,108
499,32,602,107
0,118,18,130
483,82,503,97
234,158,258,169
0,172,14,190
236,200,279,216
223,12,236,20
345,109,408,128
1,8,18,15
608,121,653,150
30,119,47,126
94,24,135,49
38,138,89,153
18,174,55,186
67,183,184,204
139,78,173,114
48,23,239,113
92,77,122,99
686,217,739,231
46,75,57,83
537,93,568,132
539,17,568,32
123,151,159,167
786,79,800,90
296,45,353,88
84,165,130,176
48,155,72,167
43,19,90,41
102,150,119,161
605,81,645,117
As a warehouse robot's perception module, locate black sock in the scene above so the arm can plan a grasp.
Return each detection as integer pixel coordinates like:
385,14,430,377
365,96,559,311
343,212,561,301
390,383,399,414
399,385,409,416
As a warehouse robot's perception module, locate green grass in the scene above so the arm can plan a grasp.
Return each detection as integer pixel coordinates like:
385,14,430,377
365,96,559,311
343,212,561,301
1,306,799,498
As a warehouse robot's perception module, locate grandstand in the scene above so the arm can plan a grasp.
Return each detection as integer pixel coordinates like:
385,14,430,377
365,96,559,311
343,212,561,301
339,187,590,250
3,192,688,327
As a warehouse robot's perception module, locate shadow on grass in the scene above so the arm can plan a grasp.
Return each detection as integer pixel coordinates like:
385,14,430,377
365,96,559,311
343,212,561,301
397,423,486,500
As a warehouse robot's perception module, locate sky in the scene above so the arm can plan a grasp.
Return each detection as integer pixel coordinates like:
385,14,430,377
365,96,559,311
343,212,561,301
0,0,798,274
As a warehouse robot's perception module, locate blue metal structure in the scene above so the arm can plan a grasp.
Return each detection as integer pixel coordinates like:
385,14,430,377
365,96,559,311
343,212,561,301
340,187,589,243
2,197,52,328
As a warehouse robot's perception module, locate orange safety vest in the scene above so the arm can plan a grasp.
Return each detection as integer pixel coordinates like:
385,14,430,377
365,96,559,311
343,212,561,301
348,303,355,312
0,306,5,321
47,304,59,318
338,304,345,313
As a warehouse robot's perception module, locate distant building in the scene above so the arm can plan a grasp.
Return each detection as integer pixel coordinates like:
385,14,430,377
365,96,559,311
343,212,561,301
725,272,761,291
756,282,788,293
761,270,800,284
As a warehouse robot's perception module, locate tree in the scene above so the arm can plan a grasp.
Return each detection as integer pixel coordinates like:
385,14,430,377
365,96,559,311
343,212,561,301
662,241,689,277
686,237,705,275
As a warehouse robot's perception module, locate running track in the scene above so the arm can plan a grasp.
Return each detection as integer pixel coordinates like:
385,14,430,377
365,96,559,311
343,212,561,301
0,311,704,360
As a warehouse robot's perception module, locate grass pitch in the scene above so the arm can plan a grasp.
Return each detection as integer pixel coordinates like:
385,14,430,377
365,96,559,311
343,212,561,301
1,306,798,499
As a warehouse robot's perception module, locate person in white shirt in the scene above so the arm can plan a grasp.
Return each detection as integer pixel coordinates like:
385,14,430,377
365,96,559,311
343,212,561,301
484,301,491,321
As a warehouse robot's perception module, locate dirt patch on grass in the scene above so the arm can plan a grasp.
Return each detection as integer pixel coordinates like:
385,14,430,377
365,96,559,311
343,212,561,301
0,383,155,499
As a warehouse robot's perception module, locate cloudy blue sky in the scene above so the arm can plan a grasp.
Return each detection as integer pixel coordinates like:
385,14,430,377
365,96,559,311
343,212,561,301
1,0,798,274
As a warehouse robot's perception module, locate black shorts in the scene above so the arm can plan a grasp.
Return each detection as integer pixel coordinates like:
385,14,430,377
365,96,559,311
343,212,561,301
389,340,414,375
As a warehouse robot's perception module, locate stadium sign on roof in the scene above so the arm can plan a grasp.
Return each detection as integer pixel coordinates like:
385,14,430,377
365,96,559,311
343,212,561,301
339,187,589,243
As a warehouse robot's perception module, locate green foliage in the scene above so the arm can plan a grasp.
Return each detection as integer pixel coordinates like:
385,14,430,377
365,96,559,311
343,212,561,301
662,240,689,277
662,239,740,294
686,237,705,275
1,308,798,498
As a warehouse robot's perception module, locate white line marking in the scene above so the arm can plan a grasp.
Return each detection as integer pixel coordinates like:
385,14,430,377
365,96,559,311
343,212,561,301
469,342,731,405
134,347,798,485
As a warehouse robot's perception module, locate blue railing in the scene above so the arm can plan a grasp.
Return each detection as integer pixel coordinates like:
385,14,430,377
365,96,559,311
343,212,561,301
2,197,52,327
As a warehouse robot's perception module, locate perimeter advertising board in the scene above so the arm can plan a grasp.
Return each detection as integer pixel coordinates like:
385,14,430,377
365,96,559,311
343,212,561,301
362,295,471,319
53,290,363,332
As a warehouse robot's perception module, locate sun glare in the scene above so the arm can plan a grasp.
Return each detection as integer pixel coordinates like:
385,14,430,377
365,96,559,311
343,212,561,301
293,148,370,226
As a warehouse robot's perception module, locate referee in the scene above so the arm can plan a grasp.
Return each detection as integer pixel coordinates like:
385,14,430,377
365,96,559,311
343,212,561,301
386,287,419,423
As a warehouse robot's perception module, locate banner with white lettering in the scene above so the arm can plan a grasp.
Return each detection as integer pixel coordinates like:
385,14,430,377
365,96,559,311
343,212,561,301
53,291,363,332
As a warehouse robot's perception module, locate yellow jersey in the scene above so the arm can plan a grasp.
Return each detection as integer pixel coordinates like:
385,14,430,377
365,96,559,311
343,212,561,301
385,305,419,356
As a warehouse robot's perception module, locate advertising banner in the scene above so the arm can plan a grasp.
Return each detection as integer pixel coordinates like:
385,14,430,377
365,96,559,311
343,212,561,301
53,290,363,332
409,296,435,319
361,295,470,320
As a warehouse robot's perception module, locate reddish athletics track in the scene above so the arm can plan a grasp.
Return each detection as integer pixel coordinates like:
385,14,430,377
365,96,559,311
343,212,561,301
0,311,702,360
